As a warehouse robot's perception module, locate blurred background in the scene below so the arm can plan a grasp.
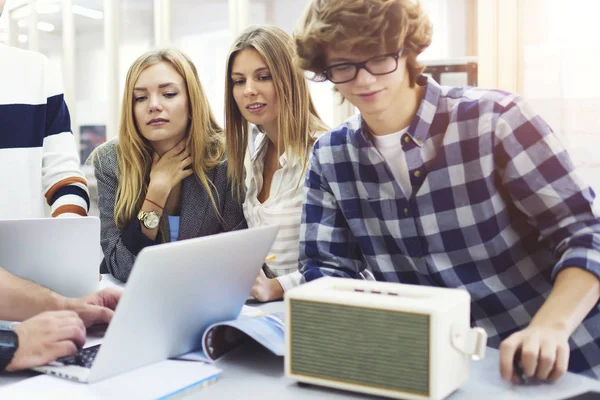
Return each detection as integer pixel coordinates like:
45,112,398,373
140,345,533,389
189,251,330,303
1,0,599,214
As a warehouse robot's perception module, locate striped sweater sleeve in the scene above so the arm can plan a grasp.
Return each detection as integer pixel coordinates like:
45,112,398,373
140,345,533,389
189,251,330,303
41,56,89,217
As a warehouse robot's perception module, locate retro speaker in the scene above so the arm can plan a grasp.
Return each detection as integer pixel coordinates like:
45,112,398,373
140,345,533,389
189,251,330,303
285,277,487,400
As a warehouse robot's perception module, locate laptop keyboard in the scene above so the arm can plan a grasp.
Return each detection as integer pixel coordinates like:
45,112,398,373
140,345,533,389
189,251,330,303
55,344,101,368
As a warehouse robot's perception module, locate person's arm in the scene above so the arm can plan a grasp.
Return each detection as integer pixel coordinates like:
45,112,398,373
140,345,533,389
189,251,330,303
93,140,197,282
250,269,286,302
500,267,599,382
250,269,302,302
4,311,86,372
274,270,302,293
93,143,146,282
493,97,600,381
41,55,89,217
0,267,65,321
299,142,366,281
141,142,194,240
0,267,122,325
1,284,122,372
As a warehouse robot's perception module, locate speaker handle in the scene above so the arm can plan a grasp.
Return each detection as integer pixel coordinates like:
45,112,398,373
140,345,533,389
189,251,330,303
450,324,488,360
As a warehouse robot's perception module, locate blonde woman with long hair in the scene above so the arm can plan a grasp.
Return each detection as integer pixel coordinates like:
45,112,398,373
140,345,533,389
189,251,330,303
225,25,328,302
92,49,245,282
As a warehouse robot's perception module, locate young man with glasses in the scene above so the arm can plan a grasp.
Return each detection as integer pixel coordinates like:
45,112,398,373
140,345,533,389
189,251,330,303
295,0,600,382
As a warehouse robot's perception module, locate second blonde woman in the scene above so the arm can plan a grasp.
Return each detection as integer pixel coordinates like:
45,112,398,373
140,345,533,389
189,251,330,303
225,26,328,301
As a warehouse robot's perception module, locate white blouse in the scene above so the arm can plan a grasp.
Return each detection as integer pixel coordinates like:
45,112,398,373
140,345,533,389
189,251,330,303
243,130,315,291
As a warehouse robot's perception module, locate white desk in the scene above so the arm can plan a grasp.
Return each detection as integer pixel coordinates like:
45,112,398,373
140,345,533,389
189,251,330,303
1,278,599,399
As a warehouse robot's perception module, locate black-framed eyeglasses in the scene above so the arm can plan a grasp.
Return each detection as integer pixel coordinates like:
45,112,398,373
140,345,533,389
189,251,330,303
324,49,404,84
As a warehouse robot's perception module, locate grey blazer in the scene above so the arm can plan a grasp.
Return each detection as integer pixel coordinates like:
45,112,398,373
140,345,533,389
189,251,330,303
92,139,246,282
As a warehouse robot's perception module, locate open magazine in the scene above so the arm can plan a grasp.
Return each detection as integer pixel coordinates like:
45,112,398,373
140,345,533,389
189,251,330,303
177,306,285,363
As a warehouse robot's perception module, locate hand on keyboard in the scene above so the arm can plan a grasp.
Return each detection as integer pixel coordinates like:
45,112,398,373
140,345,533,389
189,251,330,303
54,345,101,368
5,311,85,372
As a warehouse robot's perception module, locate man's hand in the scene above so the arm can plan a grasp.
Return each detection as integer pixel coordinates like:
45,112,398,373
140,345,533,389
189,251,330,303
5,311,85,371
250,270,284,302
65,288,122,327
499,325,570,383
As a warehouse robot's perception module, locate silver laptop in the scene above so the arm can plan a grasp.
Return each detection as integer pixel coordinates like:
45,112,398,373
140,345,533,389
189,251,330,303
0,217,101,297
34,225,279,383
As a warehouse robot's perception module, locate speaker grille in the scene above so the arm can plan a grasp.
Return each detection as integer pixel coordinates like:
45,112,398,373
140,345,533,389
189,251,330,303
290,299,430,396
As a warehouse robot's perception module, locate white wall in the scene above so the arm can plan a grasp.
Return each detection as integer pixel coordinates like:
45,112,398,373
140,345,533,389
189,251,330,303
420,0,470,61
522,0,600,194
73,4,152,133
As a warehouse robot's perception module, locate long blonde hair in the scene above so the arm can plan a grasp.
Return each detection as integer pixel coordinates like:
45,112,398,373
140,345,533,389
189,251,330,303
224,25,328,196
114,49,225,232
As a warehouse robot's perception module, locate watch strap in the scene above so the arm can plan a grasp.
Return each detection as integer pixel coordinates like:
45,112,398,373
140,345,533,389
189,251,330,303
0,330,19,371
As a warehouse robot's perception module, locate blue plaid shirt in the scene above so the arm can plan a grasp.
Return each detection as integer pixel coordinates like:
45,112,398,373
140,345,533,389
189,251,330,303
299,76,600,378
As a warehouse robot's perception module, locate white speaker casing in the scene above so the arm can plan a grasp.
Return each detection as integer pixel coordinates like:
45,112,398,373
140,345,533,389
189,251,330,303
285,277,487,400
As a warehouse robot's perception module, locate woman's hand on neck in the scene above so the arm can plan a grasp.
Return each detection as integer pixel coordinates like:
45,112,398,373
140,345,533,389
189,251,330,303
151,133,187,157
146,136,193,209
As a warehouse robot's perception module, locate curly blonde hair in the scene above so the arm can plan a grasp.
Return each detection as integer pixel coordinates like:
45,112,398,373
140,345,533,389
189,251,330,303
294,0,433,87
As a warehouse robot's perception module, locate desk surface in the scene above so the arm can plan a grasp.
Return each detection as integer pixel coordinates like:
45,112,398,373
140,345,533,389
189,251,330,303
1,277,599,399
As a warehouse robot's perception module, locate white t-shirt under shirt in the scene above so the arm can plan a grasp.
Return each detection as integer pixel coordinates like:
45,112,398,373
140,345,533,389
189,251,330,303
370,127,413,197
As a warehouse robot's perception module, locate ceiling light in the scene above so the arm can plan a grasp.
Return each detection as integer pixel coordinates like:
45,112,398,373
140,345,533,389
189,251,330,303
72,5,103,20
11,6,31,20
36,22,55,32
16,20,57,33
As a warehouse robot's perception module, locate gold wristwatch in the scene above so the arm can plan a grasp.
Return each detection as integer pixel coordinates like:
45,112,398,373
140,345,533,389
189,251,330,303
137,210,160,229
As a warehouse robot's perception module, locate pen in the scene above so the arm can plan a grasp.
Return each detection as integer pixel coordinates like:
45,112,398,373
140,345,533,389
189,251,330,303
262,255,277,278
513,349,528,384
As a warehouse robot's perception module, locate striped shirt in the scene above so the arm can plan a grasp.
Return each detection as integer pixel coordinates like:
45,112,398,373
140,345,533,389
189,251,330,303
244,130,315,291
299,76,600,378
0,44,89,218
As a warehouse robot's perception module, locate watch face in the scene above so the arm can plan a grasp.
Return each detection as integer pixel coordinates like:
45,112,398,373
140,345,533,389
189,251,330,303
145,212,160,229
